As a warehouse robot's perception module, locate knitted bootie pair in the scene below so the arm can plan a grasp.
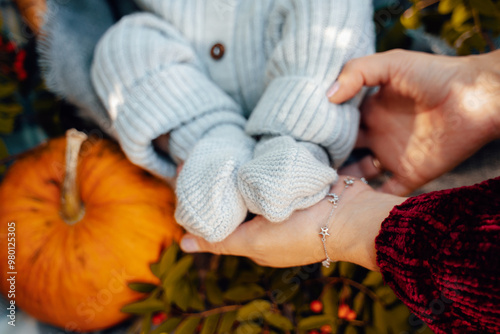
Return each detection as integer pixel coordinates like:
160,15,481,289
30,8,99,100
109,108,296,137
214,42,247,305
175,127,337,242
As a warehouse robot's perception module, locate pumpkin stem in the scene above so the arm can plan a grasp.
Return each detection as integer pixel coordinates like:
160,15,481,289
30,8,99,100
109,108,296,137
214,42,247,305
61,129,88,225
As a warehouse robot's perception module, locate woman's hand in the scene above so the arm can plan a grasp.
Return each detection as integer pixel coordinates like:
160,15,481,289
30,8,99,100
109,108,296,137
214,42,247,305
329,50,500,195
180,177,405,271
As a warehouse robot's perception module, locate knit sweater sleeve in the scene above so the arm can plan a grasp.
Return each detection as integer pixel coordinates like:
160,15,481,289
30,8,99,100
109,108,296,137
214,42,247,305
91,12,245,178
375,177,500,333
245,0,375,167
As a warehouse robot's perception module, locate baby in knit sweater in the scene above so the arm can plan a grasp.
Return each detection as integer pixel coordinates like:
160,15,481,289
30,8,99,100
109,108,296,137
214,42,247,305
91,0,375,242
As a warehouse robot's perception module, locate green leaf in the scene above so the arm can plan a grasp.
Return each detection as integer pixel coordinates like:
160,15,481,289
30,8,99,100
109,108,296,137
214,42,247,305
189,289,206,312
200,314,220,334
151,317,182,334
223,284,266,302
451,4,472,29
438,0,463,14
175,317,201,334
222,256,239,279
236,300,271,322
121,296,165,314
362,271,383,287
217,311,237,334
206,273,224,306
171,279,192,311
151,243,179,279
321,286,339,317
128,282,158,293
235,322,261,334
353,292,365,316
163,255,194,287
264,312,294,330
297,315,334,330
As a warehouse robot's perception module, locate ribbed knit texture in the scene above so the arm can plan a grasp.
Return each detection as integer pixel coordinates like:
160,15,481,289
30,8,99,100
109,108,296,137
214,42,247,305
91,0,374,240
376,177,500,334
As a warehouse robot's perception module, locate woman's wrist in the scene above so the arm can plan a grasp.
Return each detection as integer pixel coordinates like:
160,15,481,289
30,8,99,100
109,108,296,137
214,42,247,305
326,180,406,271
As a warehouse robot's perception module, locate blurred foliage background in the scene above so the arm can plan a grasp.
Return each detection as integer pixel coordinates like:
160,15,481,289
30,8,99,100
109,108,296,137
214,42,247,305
376,0,500,54
1,0,499,333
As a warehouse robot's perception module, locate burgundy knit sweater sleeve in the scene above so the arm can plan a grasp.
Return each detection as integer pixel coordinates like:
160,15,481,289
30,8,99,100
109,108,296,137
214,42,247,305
375,177,500,334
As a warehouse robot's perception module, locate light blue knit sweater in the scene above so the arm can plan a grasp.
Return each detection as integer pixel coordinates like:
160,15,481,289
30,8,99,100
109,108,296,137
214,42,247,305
91,0,375,241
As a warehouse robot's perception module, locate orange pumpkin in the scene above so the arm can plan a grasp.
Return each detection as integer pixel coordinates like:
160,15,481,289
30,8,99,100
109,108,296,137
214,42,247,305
0,130,183,332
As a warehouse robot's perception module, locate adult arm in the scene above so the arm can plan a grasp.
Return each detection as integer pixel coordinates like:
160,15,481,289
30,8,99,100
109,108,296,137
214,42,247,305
181,177,500,332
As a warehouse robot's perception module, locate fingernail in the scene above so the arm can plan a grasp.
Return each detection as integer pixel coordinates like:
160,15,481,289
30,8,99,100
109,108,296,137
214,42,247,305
180,237,199,252
326,81,340,98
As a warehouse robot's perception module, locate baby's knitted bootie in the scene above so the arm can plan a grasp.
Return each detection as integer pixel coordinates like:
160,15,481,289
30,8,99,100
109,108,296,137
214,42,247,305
175,124,255,242
238,136,337,222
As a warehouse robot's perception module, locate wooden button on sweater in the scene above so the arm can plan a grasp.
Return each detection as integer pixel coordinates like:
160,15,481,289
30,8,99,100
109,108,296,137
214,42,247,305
210,43,225,60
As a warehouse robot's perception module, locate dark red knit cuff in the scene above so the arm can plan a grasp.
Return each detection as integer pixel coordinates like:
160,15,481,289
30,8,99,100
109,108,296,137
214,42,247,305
375,177,500,333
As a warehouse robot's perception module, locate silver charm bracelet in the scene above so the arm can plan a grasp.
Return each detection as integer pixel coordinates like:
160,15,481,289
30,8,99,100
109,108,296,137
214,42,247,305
319,177,367,268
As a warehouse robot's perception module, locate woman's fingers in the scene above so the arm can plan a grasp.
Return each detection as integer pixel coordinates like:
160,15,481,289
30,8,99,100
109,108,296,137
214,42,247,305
327,50,404,104
339,155,383,180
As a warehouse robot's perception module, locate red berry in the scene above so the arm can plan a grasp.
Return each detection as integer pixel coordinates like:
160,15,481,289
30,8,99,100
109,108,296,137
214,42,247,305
310,300,323,313
346,310,357,321
309,331,320,334
338,304,349,319
152,312,168,325
320,324,333,333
